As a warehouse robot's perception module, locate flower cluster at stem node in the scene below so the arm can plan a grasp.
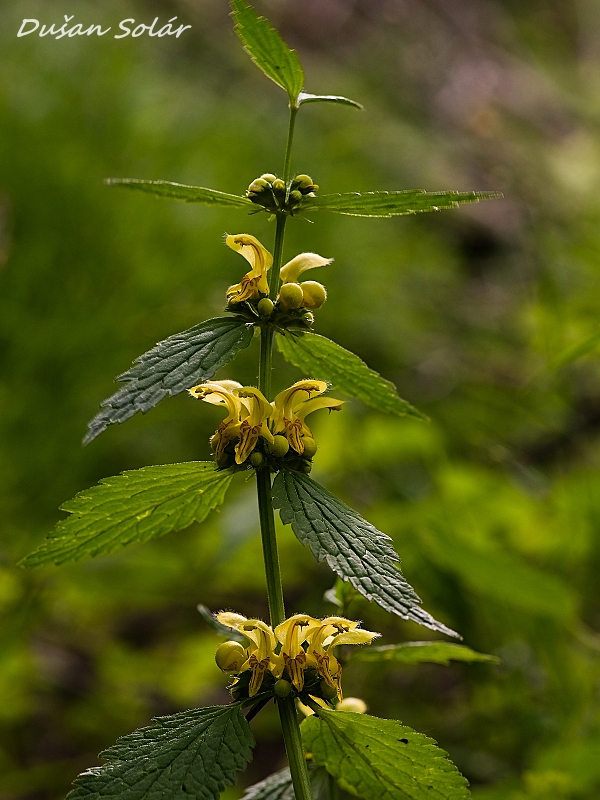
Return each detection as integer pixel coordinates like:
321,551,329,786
246,173,318,215
214,612,379,702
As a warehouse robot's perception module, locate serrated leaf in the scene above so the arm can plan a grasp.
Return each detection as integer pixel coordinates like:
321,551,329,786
302,709,470,800
106,178,254,208
352,641,499,665
20,463,233,567
197,604,247,643
299,190,502,218
272,471,458,637
84,316,254,443
277,331,427,421
231,0,304,104
298,92,363,110
67,704,253,800
241,765,329,800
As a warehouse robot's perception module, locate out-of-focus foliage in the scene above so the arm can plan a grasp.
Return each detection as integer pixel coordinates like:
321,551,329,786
2,0,600,798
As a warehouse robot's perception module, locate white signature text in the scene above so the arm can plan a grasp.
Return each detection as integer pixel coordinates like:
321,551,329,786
17,16,192,40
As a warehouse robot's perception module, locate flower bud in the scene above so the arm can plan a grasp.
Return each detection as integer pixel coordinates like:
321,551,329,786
215,641,247,672
294,174,315,190
248,178,269,193
301,281,327,309
289,190,303,204
336,697,367,713
250,451,264,468
300,461,312,474
278,283,304,310
272,179,285,193
257,298,274,316
301,312,315,326
274,679,293,698
319,680,338,701
301,437,318,459
260,173,277,183
267,435,290,458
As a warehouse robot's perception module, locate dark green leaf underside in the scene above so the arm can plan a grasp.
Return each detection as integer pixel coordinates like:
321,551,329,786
277,332,427,421
106,178,254,207
272,471,458,637
68,704,253,800
298,92,363,110
230,0,304,103
300,190,502,217
85,316,254,443
353,641,499,665
302,710,470,800
21,463,233,567
241,766,329,800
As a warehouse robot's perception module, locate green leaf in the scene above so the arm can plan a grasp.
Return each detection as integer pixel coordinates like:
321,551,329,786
242,765,329,800
106,178,254,208
298,92,363,110
67,704,253,800
230,0,304,104
84,316,254,443
277,331,427,421
272,471,458,637
299,190,502,217
197,604,247,643
20,463,233,567
301,709,470,800
352,641,499,665
547,328,600,370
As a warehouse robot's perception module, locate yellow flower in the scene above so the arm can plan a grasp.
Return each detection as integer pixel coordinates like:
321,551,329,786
225,234,273,303
271,380,344,454
188,380,243,460
189,382,273,464
306,616,380,700
235,387,274,464
274,613,320,691
217,612,277,697
279,253,332,284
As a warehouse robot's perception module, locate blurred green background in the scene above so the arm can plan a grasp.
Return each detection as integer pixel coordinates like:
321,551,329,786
2,0,600,797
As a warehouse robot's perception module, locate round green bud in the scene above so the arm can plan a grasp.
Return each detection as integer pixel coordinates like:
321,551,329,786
248,178,269,192
215,641,247,672
294,174,314,189
336,697,367,713
272,178,286,192
289,190,303,204
302,312,315,326
274,679,293,698
260,173,277,183
257,297,274,316
301,437,318,459
249,451,264,468
319,680,338,701
300,461,312,474
267,435,290,458
301,281,327,309
278,283,304,309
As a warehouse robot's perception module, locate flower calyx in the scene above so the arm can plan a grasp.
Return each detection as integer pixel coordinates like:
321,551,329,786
246,173,318,215
215,611,379,702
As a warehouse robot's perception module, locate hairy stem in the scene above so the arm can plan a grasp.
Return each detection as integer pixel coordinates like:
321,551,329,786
256,467,285,625
278,696,314,800
282,106,298,183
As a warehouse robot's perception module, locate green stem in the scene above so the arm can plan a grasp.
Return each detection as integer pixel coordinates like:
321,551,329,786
328,772,339,800
282,106,298,183
278,696,314,800
256,467,285,625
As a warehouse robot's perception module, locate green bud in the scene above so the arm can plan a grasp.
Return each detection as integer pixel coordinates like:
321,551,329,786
302,312,315,326
301,281,327,310
279,283,304,309
267,435,290,457
257,297,274,316
260,173,277,183
249,451,264,468
300,461,312,474
294,174,315,190
274,679,293,698
302,437,318,459
272,178,285,192
289,190,303,204
319,680,338,701
215,641,247,672
336,697,367,713
248,178,269,192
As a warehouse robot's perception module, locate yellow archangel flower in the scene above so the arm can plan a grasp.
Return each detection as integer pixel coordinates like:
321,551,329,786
225,234,273,303
217,612,277,697
305,616,380,699
188,381,272,464
271,380,344,454
279,253,332,310
274,613,320,692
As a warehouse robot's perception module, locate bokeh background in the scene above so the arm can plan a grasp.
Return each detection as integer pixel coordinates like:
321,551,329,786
2,0,600,797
